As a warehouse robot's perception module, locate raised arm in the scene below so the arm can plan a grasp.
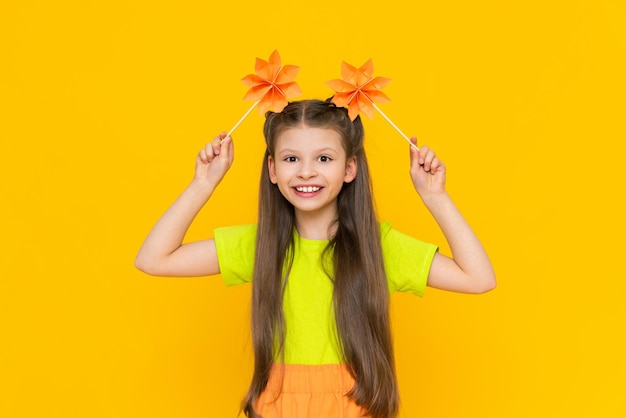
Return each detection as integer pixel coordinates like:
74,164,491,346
134,133,233,277
409,137,496,294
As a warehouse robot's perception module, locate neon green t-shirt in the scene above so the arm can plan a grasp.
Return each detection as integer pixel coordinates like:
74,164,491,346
214,222,437,365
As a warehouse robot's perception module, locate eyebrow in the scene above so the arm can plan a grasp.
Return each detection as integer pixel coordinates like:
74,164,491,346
277,147,339,154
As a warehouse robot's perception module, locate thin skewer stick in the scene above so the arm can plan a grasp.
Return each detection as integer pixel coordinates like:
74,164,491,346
222,99,260,142
370,102,419,151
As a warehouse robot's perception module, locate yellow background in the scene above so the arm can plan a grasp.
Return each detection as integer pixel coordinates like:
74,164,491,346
1,1,625,417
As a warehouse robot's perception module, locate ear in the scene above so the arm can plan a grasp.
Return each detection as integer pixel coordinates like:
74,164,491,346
268,155,278,184
344,156,357,183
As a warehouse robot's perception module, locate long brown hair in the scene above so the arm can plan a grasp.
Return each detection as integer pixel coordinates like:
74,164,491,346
241,99,399,418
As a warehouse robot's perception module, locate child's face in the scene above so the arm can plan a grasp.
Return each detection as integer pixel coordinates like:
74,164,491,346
268,126,357,219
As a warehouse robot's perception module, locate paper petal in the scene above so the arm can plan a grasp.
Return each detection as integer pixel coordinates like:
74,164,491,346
257,96,272,115
354,60,374,86
358,59,374,77
268,50,281,67
243,84,272,101
364,76,392,91
330,92,353,108
272,96,289,113
363,90,391,103
275,65,299,84
278,81,302,98
347,100,361,121
326,79,357,93
340,61,358,84
253,59,271,81
258,89,288,114
256,50,280,77
241,74,267,88
357,94,376,119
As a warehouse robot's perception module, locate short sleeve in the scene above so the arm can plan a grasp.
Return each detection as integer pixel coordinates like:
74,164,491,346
381,222,438,297
213,224,257,286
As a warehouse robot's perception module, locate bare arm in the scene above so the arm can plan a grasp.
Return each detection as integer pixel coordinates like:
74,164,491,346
134,133,233,277
409,138,496,294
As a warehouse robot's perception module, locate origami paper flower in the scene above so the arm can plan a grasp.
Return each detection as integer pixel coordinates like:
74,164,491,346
327,59,417,150
241,50,302,115
326,59,391,121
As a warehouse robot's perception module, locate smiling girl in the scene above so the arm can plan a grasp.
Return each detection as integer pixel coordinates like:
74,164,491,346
135,99,495,418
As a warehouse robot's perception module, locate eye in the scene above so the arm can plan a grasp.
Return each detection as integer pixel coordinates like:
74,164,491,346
318,155,333,163
283,156,298,162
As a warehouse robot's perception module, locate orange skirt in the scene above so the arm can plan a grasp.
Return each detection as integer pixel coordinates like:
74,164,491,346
254,364,370,418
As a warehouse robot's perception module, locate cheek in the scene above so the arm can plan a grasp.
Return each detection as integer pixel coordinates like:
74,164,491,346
271,166,292,186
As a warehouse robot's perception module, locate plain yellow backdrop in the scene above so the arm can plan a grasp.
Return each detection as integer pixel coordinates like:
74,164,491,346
1,0,625,417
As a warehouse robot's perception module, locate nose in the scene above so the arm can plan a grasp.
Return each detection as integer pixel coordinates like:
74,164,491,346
297,161,317,179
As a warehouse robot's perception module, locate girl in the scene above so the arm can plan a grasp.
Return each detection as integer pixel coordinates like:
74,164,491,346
135,100,496,418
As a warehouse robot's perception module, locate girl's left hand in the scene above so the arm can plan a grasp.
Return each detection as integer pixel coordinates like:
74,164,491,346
409,137,446,197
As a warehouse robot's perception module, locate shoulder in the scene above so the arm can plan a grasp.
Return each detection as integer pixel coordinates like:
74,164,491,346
379,221,392,237
213,224,257,259
214,223,257,240
379,221,437,253
213,224,257,285
379,221,438,295
379,221,418,245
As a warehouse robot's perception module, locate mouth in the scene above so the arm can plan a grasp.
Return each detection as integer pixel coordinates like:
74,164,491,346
295,186,321,193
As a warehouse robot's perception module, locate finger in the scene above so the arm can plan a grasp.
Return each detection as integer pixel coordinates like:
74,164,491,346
429,157,441,174
205,141,218,163
417,145,430,167
220,135,234,163
211,135,222,156
198,148,209,164
410,136,421,153
218,131,229,141
422,149,437,172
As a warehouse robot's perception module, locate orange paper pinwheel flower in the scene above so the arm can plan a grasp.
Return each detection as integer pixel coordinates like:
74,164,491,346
241,50,302,115
326,59,391,121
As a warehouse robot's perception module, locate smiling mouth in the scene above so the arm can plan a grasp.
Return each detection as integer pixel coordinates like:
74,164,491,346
295,186,321,193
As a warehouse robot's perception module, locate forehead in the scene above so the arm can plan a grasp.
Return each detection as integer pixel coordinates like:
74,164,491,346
274,127,344,153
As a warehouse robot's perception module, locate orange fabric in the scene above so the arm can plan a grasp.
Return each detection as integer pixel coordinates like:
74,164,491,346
254,364,370,418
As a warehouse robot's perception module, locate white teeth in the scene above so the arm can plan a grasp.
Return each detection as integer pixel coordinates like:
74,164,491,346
296,186,320,193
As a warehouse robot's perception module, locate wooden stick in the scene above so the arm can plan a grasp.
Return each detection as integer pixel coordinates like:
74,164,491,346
222,99,260,141
371,102,419,151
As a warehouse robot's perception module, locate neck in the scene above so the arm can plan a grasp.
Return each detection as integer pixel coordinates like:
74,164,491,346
294,206,338,240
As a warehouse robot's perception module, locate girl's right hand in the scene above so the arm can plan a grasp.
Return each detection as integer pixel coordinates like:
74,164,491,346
195,132,234,186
